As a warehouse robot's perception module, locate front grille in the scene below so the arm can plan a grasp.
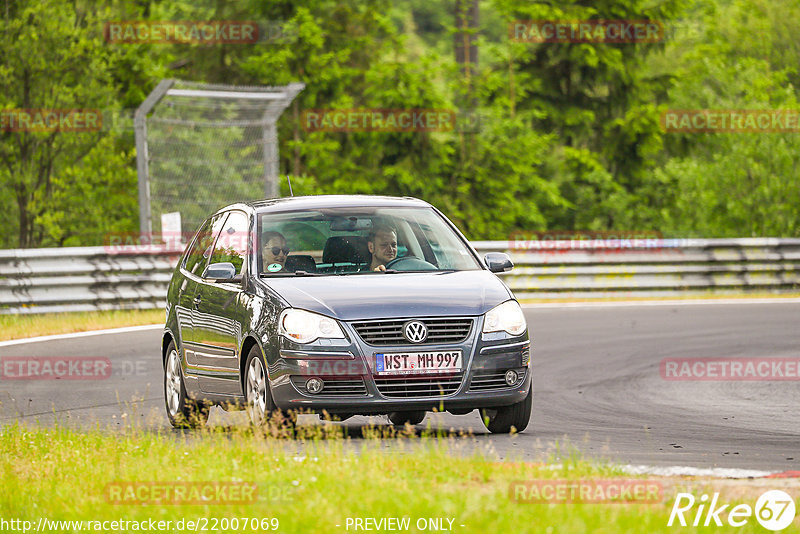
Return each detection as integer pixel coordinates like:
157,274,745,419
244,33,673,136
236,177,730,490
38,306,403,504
351,318,473,345
469,369,526,391
290,376,367,396
374,374,463,398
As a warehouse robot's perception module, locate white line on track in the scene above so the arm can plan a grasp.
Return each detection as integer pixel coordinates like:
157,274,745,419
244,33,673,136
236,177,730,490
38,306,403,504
522,298,800,309
0,324,164,347
620,464,776,479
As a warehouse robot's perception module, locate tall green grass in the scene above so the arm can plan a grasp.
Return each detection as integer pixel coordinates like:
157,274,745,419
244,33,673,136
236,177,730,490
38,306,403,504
0,422,774,533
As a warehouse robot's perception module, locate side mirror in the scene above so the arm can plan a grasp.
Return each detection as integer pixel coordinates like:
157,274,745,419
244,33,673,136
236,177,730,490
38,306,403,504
484,252,514,273
204,262,238,281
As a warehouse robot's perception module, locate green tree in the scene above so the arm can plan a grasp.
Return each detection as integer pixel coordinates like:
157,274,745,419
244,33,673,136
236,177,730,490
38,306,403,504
489,0,687,231
654,0,800,236
0,0,160,247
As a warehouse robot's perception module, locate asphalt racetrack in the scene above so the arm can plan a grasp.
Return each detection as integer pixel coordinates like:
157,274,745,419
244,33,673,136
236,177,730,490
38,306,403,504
1,300,798,472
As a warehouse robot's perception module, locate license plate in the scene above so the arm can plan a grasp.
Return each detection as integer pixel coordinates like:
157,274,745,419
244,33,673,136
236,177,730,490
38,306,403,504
375,351,462,375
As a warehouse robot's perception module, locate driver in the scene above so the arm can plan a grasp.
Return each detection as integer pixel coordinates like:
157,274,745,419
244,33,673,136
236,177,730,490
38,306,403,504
262,231,289,272
367,224,398,272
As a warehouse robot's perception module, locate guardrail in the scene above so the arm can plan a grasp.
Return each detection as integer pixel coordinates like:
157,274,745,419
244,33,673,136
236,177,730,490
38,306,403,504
474,237,800,299
1,238,799,314
0,246,181,314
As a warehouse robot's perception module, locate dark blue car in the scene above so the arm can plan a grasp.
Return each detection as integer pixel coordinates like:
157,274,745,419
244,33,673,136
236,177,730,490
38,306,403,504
162,195,532,433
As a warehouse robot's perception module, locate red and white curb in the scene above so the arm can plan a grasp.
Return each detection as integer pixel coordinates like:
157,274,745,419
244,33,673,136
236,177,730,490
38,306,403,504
621,465,800,479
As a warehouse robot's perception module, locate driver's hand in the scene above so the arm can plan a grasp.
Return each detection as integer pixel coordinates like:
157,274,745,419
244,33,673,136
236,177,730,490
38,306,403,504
374,265,386,272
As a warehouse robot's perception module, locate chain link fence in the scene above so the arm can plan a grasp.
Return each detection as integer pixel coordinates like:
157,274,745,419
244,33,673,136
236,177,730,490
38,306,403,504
135,79,304,236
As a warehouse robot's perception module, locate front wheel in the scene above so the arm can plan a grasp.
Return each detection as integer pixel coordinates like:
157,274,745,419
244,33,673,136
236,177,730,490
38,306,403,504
480,388,532,434
164,342,209,428
244,345,294,430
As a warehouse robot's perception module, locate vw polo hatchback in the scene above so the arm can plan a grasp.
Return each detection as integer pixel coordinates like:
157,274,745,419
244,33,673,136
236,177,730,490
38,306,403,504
162,195,532,433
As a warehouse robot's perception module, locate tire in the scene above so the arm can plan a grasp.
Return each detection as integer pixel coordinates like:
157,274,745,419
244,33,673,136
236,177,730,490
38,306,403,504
164,341,209,428
480,388,532,434
243,345,294,429
387,410,426,426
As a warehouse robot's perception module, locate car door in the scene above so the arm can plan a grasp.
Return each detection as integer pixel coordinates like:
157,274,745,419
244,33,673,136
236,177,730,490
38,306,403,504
193,210,249,395
180,213,228,378
176,215,222,360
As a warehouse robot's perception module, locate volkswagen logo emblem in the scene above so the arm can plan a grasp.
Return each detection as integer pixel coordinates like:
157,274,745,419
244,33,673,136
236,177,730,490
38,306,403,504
403,320,428,343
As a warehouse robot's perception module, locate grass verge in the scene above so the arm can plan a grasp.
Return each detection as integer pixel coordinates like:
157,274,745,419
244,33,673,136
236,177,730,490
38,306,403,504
0,309,163,341
0,423,785,533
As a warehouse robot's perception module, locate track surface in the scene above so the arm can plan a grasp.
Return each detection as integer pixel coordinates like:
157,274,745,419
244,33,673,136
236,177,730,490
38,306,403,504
1,301,798,471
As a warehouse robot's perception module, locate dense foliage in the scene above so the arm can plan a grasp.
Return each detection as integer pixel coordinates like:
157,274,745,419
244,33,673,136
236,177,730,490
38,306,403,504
1,0,798,247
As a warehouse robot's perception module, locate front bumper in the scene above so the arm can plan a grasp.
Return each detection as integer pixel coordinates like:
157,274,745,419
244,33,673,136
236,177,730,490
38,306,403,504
267,316,532,415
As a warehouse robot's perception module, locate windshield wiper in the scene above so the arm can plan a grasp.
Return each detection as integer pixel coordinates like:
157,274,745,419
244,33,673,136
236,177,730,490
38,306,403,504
259,269,456,277
259,271,322,277
293,270,322,276
380,269,456,274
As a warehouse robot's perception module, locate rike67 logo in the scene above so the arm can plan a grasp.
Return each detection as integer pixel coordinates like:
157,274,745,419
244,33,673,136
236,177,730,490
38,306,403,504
669,490,796,531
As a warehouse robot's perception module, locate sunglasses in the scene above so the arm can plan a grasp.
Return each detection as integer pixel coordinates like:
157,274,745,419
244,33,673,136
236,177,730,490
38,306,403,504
267,246,290,256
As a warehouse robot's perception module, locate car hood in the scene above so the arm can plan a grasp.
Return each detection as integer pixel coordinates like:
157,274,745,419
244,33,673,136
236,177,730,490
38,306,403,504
262,270,513,321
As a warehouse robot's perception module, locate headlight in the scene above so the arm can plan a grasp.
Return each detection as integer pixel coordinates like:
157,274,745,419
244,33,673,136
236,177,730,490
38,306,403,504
482,300,526,336
278,309,346,344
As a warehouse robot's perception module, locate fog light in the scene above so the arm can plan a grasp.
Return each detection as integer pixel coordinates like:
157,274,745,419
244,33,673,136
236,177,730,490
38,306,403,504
306,377,324,394
521,350,530,366
504,370,519,386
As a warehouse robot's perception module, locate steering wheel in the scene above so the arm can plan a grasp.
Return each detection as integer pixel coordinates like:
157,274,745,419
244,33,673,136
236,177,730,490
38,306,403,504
384,255,437,271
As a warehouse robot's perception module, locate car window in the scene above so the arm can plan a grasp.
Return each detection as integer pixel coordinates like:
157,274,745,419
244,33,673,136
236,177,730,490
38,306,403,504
183,213,228,277
206,211,249,275
256,207,482,276
274,221,329,251
408,218,468,270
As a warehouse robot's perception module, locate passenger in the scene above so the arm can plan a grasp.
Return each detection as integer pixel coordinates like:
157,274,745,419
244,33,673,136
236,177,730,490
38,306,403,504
262,231,289,272
367,224,398,271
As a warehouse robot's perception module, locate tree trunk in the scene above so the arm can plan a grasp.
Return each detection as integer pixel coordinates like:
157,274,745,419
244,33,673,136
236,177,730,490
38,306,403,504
454,0,479,107
292,99,301,176
16,191,29,248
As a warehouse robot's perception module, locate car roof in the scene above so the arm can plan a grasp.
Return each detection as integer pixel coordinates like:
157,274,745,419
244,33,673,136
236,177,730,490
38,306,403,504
221,195,433,215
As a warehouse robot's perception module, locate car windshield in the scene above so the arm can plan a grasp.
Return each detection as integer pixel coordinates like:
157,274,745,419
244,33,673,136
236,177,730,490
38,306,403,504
256,206,482,276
